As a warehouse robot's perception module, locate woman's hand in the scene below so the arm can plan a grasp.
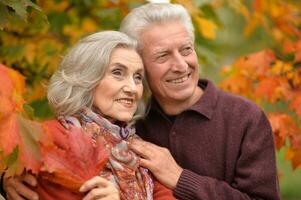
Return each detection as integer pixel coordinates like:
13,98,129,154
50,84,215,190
80,176,120,200
3,173,38,200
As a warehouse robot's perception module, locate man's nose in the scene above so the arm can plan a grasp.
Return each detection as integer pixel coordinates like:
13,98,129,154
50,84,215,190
171,51,188,72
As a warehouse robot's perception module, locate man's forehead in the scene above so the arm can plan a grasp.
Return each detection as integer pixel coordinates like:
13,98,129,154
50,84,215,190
149,39,193,52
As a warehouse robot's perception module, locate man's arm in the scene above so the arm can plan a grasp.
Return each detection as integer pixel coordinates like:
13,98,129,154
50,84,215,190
130,111,280,200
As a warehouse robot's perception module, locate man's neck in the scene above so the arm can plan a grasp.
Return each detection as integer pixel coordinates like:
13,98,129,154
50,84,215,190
158,87,203,115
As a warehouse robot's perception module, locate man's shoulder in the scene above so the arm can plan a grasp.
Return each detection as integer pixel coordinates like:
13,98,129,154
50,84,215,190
216,89,263,118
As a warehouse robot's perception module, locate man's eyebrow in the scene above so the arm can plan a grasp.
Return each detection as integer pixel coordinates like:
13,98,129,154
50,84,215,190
153,49,169,55
181,41,193,47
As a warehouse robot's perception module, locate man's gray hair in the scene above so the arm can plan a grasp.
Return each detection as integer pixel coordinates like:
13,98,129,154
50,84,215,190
120,3,195,45
47,31,145,118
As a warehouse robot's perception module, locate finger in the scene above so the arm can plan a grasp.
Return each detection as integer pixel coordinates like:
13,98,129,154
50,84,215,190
82,188,106,200
100,197,119,200
82,186,118,200
6,177,38,200
79,177,110,193
129,140,155,159
21,174,37,187
139,158,154,169
6,187,25,200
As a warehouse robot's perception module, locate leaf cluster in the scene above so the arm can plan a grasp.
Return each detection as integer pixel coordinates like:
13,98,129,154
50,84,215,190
220,0,301,170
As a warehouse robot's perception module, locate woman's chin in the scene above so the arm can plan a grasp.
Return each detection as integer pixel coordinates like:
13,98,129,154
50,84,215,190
108,114,132,124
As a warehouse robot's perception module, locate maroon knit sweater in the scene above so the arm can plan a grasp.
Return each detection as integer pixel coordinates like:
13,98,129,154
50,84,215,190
136,79,280,200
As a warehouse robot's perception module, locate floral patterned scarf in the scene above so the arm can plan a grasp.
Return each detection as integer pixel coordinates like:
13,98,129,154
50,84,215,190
58,107,154,200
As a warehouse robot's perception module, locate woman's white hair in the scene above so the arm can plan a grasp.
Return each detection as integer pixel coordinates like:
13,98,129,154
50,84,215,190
47,31,146,119
119,3,194,46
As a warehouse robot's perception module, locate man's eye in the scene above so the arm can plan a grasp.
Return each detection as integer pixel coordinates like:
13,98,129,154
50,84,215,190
156,54,168,63
181,47,192,56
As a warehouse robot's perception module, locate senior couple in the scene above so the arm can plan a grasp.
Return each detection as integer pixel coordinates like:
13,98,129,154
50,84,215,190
2,3,280,200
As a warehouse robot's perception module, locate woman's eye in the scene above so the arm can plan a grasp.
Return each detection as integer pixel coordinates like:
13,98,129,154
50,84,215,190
112,69,123,76
134,73,143,83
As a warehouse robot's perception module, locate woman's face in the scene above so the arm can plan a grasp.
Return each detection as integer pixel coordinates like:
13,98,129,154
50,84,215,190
93,47,144,122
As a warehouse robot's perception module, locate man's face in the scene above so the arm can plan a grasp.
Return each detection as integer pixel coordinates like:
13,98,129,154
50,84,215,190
139,22,200,107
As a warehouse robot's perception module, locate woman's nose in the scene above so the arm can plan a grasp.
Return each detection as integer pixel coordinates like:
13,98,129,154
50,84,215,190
123,78,137,94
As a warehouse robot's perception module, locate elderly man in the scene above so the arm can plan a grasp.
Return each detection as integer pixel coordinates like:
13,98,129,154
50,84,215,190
2,3,280,200
120,3,280,200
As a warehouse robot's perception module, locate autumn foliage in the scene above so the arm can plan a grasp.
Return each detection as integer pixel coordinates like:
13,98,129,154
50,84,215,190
220,0,301,169
1,0,301,187
0,64,108,194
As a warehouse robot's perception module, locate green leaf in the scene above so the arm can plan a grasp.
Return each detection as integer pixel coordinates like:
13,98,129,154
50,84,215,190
200,4,221,26
23,103,35,119
95,8,122,29
0,3,10,29
5,146,19,166
0,44,25,64
30,98,54,120
2,0,42,19
283,53,295,62
48,12,71,34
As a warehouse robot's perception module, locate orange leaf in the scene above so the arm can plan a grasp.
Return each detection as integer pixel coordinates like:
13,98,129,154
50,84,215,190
255,78,279,102
220,75,253,98
1,115,51,176
290,94,301,119
0,64,25,155
287,147,301,170
234,50,275,79
0,113,21,155
39,121,109,191
253,0,264,12
0,64,49,175
285,148,294,160
268,113,300,150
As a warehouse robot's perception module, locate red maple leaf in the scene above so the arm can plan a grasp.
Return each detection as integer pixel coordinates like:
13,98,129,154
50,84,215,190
39,120,109,191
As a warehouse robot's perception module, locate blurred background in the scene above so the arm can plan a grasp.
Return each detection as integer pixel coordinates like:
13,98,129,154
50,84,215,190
0,0,300,199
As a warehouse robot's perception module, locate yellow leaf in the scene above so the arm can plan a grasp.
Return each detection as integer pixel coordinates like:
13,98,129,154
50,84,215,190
6,66,26,113
228,0,250,19
272,28,284,41
24,43,36,64
175,0,199,15
244,13,261,37
27,82,47,102
82,18,98,33
283,63,292,73
4,157,25,177
271,60,284,75
270,2,283,18
285,148,294,160
41,1,70,12
194,17,217,40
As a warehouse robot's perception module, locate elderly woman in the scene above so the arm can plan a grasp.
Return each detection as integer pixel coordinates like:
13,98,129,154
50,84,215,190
2,31,175,200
